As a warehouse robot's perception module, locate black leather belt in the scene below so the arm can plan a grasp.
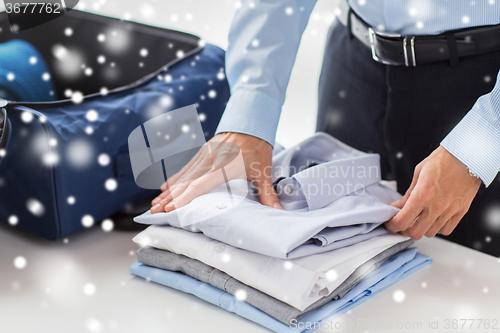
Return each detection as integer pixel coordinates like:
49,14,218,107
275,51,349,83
337,0,500,66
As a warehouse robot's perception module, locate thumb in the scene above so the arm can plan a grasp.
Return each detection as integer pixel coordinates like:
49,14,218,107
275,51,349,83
255,176,283,209
390,196,406,209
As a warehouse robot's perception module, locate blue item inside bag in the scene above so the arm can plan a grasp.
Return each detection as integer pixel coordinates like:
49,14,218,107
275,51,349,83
0,10,230,239
0,39,56,102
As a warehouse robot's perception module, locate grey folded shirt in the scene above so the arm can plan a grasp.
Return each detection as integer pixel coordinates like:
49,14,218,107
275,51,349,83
136,239,413,325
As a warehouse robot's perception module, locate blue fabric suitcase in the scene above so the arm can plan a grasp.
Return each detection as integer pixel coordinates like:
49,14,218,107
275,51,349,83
0,10,229,239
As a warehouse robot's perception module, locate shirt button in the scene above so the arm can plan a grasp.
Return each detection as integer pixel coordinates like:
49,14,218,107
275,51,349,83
283,185,293,195
214,243,225,253
217,201,227,209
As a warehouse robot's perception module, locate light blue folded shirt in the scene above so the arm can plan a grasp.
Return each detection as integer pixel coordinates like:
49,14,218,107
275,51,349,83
130,247,432,333
215,0,500,186
134,133,403,259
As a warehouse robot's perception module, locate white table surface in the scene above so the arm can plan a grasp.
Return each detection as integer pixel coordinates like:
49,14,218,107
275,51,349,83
1,224,499,333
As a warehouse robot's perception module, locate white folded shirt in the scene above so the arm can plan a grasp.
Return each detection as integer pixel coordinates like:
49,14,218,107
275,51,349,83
133,225,410,311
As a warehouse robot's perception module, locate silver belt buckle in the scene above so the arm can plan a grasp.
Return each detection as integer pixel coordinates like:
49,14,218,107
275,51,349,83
369,28,416,66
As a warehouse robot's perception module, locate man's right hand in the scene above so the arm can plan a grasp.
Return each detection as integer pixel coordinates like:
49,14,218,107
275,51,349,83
150,132,282,213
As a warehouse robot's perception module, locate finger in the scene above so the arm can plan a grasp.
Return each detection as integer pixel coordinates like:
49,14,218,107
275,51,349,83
385,187,424,233
159,145,209,191
390,165,421,208
438,214,463,236
254,176,282,209
153,151,213,206
400,208,439,240
425,208,455,237
165,169,227,212
151,180,192,214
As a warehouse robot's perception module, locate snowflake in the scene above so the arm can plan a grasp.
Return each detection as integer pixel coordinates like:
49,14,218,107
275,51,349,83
393,289,405,302
234,289,247,301
82,215,94,228
42,72,51,81
285,7,293,15
86,318,103,333
97,55,106,64
97,34,106,42
67,196,76,205
484,204,500,231
8,215,18,226
101,219,114,232
98,153,110,166
29,56,38,65
27,198,45,216
6,73,15,81
43,152,59,166
105,178,118,191
208,90,217,99
326,269,338,281
139,48,148,57
86,110,99,122
14,256,27,269
83,283,96,296
64,27,73,36
71,91,84,104
217,72,225,80
21,111,34,123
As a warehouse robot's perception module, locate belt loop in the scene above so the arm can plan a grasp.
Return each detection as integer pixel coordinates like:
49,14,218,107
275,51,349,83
347,7,354,40
445,32,460,67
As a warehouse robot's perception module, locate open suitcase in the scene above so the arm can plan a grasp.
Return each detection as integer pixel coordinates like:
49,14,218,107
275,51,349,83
0,9,230,239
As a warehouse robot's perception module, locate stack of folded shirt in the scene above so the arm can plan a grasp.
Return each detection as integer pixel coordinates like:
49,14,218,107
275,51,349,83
130,133,432,332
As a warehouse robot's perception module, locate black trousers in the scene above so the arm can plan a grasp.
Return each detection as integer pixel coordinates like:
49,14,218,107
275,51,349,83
317,20,500,256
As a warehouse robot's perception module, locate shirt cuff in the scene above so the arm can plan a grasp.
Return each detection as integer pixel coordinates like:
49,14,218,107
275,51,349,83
440,110,500,187
215,89,282,147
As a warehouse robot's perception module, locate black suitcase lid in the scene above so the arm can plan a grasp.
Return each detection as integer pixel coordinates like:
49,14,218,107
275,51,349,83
0,9,204,108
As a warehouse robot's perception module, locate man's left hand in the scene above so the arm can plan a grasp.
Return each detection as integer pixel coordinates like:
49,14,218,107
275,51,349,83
385,145,481,239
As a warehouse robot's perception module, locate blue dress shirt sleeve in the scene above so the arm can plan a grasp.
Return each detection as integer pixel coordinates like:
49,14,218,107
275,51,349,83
215,0,317,146
441,70,500,187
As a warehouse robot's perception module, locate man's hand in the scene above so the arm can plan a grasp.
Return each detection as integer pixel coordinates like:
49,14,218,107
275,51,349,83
150,132,282,213
385,146,481,239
